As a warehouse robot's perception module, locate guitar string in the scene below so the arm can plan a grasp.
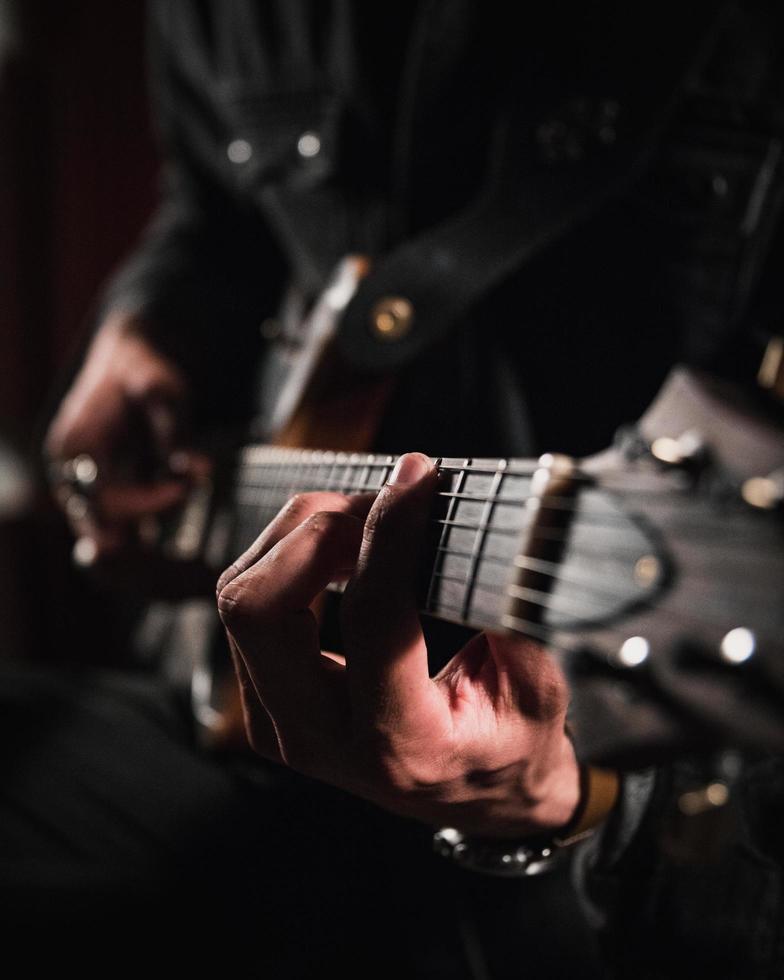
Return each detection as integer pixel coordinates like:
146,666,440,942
237,452,707,494
425,582,773,656
230,464,761,632
222,457,776,660
233,482,750,549
229,499,768,652
238,454,601,481
232,494,747,622
236,468,737,510
233,464,753,557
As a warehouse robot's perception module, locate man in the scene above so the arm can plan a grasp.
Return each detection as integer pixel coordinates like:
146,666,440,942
40,2,784,976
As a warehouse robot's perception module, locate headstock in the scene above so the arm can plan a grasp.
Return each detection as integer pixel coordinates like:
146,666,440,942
551,368,784,768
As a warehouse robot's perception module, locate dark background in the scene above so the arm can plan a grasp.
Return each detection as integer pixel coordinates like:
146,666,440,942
0,1,157,665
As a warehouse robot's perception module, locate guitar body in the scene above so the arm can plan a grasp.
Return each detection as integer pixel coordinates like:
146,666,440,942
182,257,393,747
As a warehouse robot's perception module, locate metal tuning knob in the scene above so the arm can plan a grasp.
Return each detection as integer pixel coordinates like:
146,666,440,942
741,468,784,511
650,429,708,470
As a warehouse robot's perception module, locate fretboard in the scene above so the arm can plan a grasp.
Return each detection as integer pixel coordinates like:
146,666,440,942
225,446,656,643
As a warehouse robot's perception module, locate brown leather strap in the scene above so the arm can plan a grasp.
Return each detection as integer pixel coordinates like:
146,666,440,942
556,766,620,846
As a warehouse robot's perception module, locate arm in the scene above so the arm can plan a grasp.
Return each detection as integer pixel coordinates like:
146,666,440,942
46,3,286,556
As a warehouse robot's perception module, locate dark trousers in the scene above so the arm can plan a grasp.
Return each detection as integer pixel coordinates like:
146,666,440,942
0,660,604,977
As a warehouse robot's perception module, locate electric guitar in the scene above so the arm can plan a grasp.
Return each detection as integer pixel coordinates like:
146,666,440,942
147,258,784,769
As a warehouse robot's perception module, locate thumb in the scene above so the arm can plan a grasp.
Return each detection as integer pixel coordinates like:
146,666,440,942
341,452,438,727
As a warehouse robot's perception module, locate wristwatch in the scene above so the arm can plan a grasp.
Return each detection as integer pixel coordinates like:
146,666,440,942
433,765,619,877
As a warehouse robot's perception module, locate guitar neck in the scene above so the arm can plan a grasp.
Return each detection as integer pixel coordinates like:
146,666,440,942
230,445,606,641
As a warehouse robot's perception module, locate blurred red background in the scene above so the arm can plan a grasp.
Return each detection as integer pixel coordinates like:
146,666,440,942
0,1,158,662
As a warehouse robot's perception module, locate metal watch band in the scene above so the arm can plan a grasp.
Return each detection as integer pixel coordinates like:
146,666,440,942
432,827,566,878
433,766,620,877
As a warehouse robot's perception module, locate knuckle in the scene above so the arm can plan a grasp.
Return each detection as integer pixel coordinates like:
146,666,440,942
357,730,448,794
282,492,318,522
300,509,345,536
216,579,252,629
215,562,240,598
361,487,396,542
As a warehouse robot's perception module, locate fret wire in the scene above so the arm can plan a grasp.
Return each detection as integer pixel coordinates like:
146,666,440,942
234,476,636,528
379,454,396,487
338,458,352,494
233,488,645,543
434,600,553,644
325,455,340,492
358,456,373,494
512,554,648,599
239,447,648,489
438,544,510,564
461,459,507,621
433,517,522,537
294,455,307,496
242,455,603,484
433,568,622,617
233,500,658,573
236,472,703,510
435,597,638,651
232,492,761,644
425,458,465,615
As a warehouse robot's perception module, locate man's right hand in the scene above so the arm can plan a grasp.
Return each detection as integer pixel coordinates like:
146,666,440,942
45,311,208,566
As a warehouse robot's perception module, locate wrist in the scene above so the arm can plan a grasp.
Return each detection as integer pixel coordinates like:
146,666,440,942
433,764,620,878
527,730,583,834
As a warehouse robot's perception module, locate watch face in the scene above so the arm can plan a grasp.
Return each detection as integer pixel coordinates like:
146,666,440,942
433,828,565,878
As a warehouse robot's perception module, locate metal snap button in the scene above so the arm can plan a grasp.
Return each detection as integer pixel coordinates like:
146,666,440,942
297,131,321,159
370,296,415,341
227,139,253,164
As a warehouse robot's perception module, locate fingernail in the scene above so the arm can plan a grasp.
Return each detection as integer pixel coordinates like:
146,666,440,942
388,452,431,486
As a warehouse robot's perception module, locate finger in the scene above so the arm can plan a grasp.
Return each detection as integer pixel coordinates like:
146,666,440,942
93,479,189,520
218,510,364,633
168,449,213,481
143,394,186,462
216,491,374,595
227,636,283,762
218,511,363,757
341,453,439,728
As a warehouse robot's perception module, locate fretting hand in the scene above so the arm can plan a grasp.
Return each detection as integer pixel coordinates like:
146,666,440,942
217,452,581,838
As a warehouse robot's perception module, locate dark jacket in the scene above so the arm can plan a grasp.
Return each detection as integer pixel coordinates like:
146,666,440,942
104,3,784,977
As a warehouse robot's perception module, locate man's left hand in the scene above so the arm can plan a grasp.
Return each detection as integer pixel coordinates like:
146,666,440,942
217,453,581,838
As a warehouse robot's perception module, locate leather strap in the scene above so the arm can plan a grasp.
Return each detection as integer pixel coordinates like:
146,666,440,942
556,766,621,846
336,9,721,373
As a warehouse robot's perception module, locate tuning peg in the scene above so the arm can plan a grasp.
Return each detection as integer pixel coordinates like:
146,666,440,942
650,429,708,468
719,627,756,665
613,635,651,668
741,468,784,510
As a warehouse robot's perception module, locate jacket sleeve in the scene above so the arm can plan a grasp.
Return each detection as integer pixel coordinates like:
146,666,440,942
97,2,287,420
572,758,784,979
